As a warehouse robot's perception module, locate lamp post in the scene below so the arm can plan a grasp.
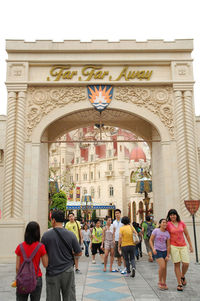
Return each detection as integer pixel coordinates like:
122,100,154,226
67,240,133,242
136,176,152,218
184,200,200,264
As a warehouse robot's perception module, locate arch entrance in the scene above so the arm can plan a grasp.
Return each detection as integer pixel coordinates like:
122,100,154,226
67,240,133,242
0,39,199,262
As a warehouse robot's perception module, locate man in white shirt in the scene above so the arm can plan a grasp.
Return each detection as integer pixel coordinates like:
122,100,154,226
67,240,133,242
112,209,126,273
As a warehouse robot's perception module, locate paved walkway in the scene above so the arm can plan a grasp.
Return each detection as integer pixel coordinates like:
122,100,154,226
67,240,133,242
1,255,200,300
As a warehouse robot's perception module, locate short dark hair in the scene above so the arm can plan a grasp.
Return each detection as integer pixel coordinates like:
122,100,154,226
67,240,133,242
95,219,100,224
159,218,166,224
146,216,151,222
121,216,130,225
68,212,74,217
167,209,181,222
52,210,64,222
115,209,121,214
24,221,40,245
105,216,111,221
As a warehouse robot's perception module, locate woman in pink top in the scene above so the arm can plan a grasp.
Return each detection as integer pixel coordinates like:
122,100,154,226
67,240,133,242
166,209,193,291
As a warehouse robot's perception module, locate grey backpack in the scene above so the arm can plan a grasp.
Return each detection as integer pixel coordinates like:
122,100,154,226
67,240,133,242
16,243,42,294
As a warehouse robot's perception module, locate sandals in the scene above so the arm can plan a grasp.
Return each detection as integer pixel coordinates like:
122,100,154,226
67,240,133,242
181,277,187,286
177,284,183,291
158,282,168,290
158,282,165,290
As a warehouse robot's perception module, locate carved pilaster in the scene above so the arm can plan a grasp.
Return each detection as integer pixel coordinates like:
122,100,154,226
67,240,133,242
174,89,200,216
183,91,200,201
174,90,189,215
3,92,17,218
13,91,26,217
3,90,26,219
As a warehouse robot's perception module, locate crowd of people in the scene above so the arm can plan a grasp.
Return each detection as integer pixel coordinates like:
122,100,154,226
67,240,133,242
14,208,194,300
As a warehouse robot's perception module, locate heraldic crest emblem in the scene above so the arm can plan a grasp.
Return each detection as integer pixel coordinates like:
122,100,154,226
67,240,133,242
88,85,113,112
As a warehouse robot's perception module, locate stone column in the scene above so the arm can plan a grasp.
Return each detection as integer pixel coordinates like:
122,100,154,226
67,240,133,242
183,90,200,200
3,92,17,218
13,91,26,217
2,89,26,219
174,89,200,216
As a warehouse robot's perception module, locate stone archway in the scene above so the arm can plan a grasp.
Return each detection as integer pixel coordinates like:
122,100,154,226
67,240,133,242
0,39,199,262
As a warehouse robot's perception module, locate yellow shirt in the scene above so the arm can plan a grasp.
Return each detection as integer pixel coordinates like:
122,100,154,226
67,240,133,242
92,227,103,244
119,225,136,247
65,221,81,241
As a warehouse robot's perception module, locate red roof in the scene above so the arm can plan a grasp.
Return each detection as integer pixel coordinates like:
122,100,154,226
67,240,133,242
80,148,88,161
130,147,146,162
95,144,106,158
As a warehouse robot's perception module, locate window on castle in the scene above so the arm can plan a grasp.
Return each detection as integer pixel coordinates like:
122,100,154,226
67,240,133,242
91,187,95,198
109,186,114,196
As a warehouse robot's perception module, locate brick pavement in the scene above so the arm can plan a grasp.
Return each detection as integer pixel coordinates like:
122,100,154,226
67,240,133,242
0,254,200,300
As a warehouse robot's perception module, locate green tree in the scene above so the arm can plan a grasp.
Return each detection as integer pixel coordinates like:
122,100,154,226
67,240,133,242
92,210,96,221
50,191,67,213
77,209,82,221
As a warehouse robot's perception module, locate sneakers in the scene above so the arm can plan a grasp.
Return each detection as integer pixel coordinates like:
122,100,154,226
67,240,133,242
131,268,135,278
92,260,96,264
75,269,82,274
121,268,127,275
112,269,118,272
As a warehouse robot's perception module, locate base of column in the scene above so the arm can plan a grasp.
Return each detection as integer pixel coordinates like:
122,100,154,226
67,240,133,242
0,219,25,263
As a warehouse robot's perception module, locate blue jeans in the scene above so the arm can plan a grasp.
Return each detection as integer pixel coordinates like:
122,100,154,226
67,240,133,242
16,277,42,301
83,240,90,256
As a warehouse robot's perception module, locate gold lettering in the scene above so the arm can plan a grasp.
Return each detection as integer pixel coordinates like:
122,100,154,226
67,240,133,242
82,65,102,81
94,71,104,79
50,66,69,81
114,67,128,81
138,71,145,80
102,71,109,79
145,70,153,80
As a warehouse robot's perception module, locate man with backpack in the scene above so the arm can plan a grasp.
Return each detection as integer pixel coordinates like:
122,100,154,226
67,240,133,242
142,216,155,262
41,210,82,301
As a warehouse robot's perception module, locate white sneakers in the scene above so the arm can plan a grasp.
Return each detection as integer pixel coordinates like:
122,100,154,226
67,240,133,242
120,268,127,274
92,260,96,264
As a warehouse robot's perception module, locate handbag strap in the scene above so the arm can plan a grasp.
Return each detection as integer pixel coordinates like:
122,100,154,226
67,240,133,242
75,221,81,243
53,228,73,258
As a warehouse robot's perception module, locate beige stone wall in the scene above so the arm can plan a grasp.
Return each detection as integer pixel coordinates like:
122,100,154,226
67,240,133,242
0,115,7,211
0,39,199,262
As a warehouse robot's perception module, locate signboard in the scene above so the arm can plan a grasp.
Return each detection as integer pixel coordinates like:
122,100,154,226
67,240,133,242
184,200,200,215
76,186,80,202
46,65,153,82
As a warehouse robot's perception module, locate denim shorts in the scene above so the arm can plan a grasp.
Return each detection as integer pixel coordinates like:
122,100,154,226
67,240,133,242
155,250,167,259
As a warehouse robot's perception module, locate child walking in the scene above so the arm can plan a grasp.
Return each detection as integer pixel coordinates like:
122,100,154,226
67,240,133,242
91,219,104,264
101,216,115,272
149,218,170,290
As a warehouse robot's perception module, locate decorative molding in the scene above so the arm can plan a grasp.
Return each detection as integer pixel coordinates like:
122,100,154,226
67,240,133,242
3,92,17,218
174,90,200,216
174,90,189,216
7,63,28,82
26,87,87,138
13,91,26,218
114,86,174,138
183,91,200,216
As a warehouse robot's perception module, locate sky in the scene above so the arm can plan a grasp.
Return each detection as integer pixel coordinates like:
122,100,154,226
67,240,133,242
0,0,200,115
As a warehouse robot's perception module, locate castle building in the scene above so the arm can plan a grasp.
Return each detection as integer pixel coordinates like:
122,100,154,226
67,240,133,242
49,126,152,222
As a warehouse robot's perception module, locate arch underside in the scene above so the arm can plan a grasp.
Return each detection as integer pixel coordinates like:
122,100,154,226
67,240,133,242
43,108,160,142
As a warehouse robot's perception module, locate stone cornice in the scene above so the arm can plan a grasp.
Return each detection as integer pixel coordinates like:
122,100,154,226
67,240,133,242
6,39,193,53
6,83,28,92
